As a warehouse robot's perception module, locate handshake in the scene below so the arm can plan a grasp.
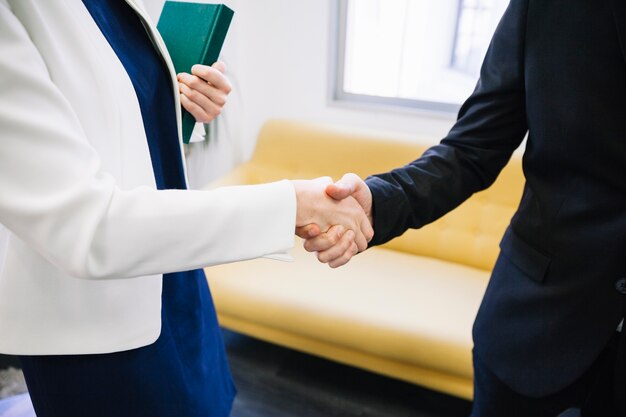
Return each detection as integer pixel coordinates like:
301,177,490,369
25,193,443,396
291,173,373,268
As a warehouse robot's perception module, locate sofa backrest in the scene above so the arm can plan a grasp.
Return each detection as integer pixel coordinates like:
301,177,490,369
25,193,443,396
230,119,525,271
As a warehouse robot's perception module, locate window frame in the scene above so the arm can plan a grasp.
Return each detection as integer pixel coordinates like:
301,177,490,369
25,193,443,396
330,0,464,115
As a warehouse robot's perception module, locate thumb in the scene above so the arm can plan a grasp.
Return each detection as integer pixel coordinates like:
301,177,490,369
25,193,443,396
212,61,226,74
325,173,360,200
325,183,353,200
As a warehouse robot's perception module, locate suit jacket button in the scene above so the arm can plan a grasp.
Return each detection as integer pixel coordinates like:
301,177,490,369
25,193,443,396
616,278,626,295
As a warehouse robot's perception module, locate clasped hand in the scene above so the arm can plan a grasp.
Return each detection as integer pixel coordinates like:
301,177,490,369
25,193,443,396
293,174,373,268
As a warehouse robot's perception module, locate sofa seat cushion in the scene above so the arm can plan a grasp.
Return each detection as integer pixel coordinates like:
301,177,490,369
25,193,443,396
205,241,489,388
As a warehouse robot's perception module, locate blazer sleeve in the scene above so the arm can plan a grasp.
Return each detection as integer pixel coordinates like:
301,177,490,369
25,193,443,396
0,2,296,280
366,0,530,247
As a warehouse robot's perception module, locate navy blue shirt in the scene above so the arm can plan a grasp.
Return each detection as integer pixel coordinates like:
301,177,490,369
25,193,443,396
19,2,236,416
82,0,185,190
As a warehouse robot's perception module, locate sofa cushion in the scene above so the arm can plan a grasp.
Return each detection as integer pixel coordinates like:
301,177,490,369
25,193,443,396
205,242,489,398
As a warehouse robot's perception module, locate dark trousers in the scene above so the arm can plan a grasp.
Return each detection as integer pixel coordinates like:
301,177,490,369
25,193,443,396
471,331,626,417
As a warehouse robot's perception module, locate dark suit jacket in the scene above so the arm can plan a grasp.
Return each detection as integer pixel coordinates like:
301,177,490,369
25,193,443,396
366,0,626,397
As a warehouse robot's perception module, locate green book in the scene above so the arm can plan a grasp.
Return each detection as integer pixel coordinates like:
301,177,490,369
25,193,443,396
157,2,234,144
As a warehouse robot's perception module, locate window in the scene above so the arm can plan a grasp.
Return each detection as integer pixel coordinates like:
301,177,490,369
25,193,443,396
334,0,509,113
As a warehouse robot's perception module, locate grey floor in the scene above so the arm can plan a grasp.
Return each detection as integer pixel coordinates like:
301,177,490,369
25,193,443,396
0,364,30,417
0,367,26,401
225,330,472,417
0,331,472,417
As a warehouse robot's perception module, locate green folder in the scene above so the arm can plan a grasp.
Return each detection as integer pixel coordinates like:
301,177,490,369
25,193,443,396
157,2,234,144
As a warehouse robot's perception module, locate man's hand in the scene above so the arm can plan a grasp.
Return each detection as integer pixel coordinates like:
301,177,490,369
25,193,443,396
292,177,373,262
299,173,373,268
177,61,232,123
326,173,373,226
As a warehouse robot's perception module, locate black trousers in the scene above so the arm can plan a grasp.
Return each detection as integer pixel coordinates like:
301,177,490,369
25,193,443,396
471,330,626,417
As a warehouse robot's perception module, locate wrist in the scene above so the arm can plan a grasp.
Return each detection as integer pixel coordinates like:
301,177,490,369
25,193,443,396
291,180,312,227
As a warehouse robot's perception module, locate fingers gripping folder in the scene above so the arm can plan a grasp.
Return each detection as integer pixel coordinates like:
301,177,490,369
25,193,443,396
157,2,233,144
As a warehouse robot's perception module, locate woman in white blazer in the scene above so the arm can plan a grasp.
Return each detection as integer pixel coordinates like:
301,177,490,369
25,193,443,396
0,0,372,416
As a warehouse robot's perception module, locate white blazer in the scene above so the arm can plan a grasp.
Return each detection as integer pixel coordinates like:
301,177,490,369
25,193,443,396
0,0,296,355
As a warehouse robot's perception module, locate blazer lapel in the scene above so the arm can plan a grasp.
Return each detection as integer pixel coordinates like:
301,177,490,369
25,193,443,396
611,0,626,64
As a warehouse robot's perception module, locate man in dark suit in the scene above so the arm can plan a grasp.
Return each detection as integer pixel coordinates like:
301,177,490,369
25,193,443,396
301,0,626,415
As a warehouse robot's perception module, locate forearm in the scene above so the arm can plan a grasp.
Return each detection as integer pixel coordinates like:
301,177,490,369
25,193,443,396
366,0,530,247
0,6,295,280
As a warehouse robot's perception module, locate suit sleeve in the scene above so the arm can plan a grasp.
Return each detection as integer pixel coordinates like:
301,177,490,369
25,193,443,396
366,0,529,247
0,2,296,280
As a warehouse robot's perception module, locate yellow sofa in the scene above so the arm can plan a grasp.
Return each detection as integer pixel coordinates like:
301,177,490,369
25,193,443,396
204,119,524,400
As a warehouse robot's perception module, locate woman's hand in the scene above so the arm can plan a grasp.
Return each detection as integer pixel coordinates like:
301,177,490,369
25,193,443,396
177,61,232,123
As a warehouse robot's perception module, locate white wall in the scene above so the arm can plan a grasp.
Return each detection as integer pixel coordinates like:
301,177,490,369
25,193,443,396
147,0,459,186
233,0,457,159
